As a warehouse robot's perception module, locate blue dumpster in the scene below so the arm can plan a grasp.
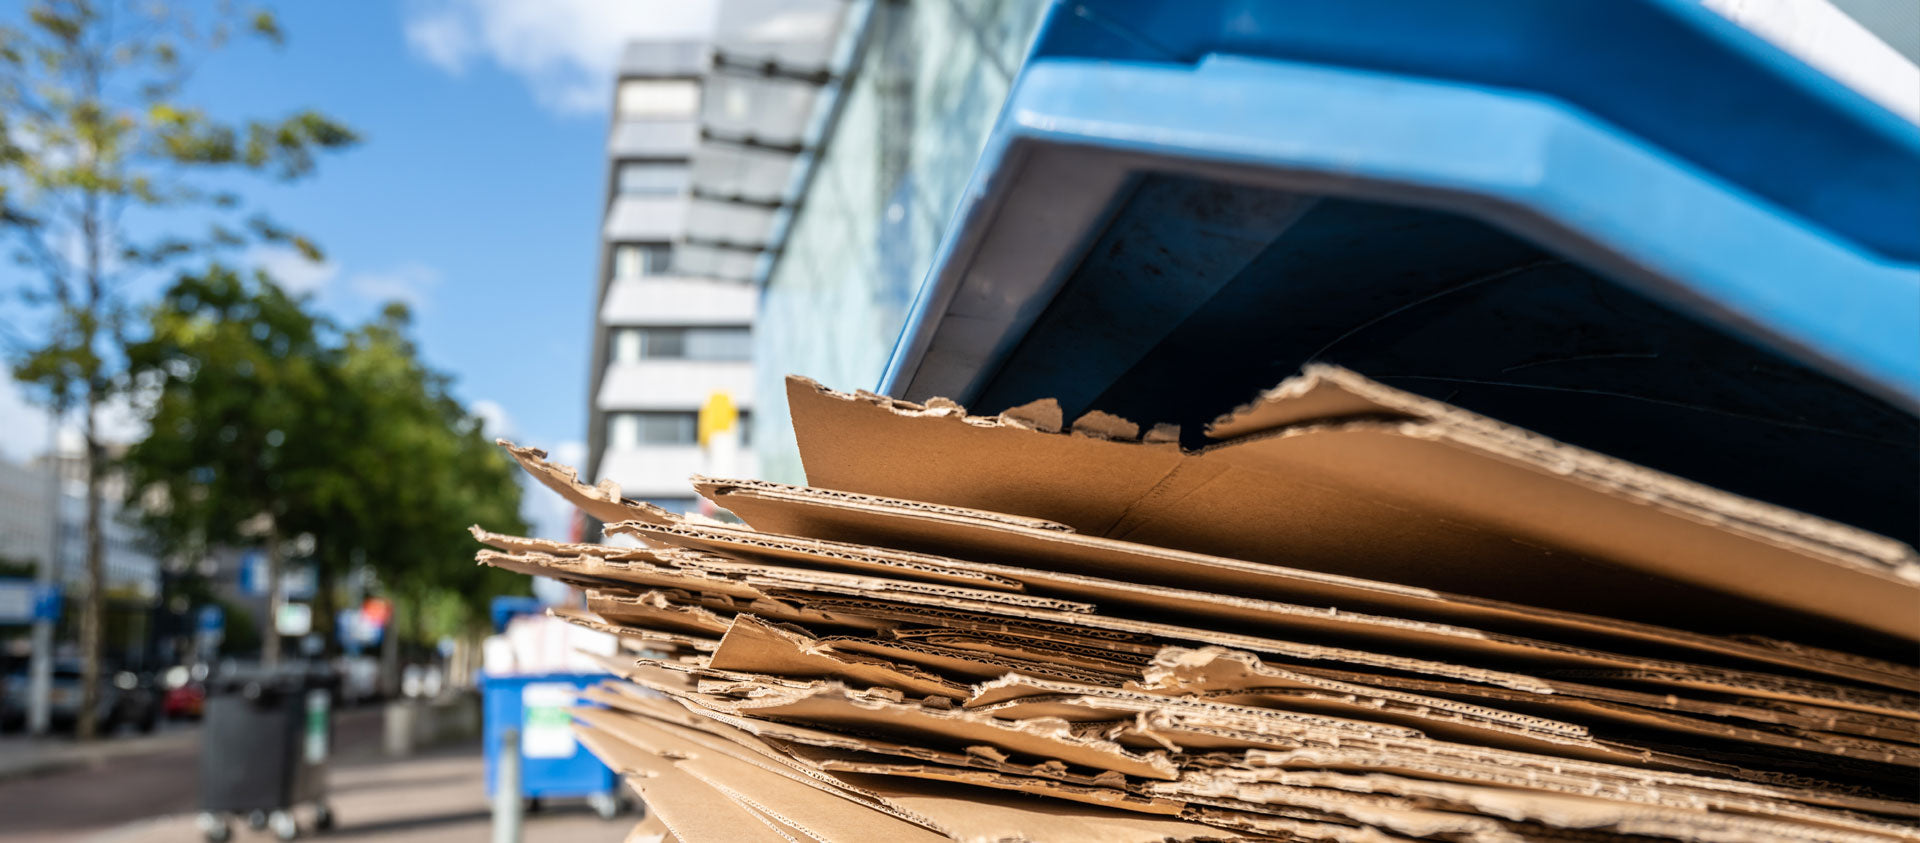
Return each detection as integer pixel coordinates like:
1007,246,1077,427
481,672,624,819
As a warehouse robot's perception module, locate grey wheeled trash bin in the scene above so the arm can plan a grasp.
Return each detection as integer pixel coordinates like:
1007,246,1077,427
196,665,337,841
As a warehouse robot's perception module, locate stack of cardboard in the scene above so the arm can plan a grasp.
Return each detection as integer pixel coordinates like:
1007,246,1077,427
478,366,1920,842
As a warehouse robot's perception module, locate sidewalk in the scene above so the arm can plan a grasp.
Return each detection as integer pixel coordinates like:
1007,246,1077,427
0,725,202,782
92,748,637,843
0,705,637,843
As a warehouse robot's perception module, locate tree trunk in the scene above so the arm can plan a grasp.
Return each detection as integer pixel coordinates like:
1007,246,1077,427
313,550,343,659
262,523,282,669
76,406,106,741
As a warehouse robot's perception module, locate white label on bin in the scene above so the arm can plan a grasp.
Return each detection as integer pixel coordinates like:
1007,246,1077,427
305,689,330,763
521,683,578,759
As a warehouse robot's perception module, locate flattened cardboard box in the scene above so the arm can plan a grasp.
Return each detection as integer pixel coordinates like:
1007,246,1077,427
477,360,1920,843
785,367,1920,643
692,476,1920,691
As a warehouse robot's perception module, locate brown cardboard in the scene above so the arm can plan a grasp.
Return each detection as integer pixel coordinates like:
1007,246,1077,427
743,589,1915,718
783,370,1920,644
824,773,1265,843
1230,745,1920,823
774,743,1185,816
570,708,948,842
617,517,1854,683
570,720,796,843
497,439,675,527
1157,771,1915,843
588,590,737,637
694,477,1920,692
888,629,1154,675
549,606,720,653
822,636,1133,685
1134,648,1920,765
661,678,1179,780
486,387,1920,843
707,614,970,699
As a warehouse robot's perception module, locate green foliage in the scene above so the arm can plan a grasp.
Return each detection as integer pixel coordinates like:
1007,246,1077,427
125,267,528,639
0,0,355,735
0,0,359,413
122,265,334,548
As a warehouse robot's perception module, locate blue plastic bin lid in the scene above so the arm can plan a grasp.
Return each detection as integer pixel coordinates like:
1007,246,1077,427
490,596,545,634
881,0,1919,542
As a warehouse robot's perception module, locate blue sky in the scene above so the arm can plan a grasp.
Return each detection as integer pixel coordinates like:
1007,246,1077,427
0,0,714,536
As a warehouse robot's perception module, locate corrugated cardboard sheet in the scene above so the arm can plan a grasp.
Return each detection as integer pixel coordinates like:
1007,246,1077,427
476,368,1920,842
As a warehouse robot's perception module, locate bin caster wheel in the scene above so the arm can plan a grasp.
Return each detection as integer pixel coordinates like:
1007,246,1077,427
269,809,299,841
197,813,231,843
247,810,269,830
313,803,335,831
589,791,622,821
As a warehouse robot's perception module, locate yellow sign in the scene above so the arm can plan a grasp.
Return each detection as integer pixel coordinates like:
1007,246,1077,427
698,391,739,447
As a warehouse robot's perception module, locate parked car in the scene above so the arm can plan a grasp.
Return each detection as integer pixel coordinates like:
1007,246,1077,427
162,682,205,720
161,663,208,719
0,661,160,734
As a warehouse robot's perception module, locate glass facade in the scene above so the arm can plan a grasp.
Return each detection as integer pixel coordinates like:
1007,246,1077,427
753,0,1048,482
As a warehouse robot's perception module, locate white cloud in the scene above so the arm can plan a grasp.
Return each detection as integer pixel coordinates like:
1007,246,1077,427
0,377,147,463
347,262,442,310
0,379,53,463
401,0,716,113
470,399,515,438
247,245,340,295
551,440,587,468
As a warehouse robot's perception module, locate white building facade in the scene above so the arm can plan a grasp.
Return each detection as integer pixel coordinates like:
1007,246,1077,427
588,41,760,517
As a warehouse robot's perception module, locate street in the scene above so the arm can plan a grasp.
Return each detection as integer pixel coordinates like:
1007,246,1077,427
0,707,634,843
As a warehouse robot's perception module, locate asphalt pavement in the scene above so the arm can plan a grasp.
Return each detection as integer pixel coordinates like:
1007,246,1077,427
0,705,635,843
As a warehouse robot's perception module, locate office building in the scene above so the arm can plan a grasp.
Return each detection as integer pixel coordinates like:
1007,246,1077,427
586,39,759,517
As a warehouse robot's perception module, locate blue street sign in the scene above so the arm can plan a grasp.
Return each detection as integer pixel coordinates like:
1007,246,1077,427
237,550,266,596
0,579,59,625
33,584,59,622
197,604,225,633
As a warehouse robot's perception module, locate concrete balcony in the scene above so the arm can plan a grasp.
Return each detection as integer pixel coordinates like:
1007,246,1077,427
599,444,761,500
601,277,757,326
596,360,756,411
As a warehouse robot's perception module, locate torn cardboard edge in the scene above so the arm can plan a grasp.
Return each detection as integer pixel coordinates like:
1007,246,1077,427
783,371,1920,643
496,439,675,527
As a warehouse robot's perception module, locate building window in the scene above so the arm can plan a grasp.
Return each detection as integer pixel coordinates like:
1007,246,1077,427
618,162,688,196
609,327,752,363
608,411,699,448
612,243,672,279
617,79,700,118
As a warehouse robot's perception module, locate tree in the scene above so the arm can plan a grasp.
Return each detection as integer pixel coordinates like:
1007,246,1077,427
0,1,355,739
123,264,337,667
126,272,527,670
319,304,528,638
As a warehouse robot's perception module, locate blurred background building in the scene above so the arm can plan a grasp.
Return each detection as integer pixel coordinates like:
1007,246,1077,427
0,446,160,668
587,40,759,517
585,0,1051,497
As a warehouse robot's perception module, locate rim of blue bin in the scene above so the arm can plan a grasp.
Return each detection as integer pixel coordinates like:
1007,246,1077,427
880,0,1920,412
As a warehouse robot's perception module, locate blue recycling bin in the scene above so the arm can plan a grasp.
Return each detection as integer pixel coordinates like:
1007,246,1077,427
881,0,1920,543
480,672,623,819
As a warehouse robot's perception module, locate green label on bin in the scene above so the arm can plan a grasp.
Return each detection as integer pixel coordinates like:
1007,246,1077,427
305,689,329,763
521,683,578,759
